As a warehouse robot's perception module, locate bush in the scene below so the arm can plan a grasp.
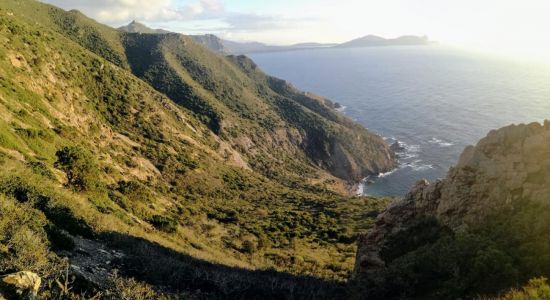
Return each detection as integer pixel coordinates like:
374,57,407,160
116,180,152,203
105,271,170,300
241,239,257,254
0,176,94,238
55,146,100,191
0,196,50,273
26,160,55,179
350,193,550,299
148,215,178,233
497,277,550,300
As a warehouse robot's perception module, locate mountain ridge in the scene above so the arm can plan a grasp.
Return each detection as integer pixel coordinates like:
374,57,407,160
116,20,428,54
0,1,396,298
5,1,397,183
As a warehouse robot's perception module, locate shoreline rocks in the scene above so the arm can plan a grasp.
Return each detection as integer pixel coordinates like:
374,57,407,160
390,141,405,153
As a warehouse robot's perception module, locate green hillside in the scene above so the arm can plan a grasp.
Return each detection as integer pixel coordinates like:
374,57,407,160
0,0,396,298
1,0,396,185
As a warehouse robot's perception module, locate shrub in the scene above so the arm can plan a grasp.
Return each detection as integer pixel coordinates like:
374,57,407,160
148,215,178,233
55,146,100,191
26,160,55,179
105,271,170,300
497,277,550,300
241,239,257,254
0,196,50,272
116,180,152,203
356,220,522,299
207,207,239,224
0,175,94,238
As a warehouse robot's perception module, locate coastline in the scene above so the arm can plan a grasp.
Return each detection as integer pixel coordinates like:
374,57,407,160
332,106,399,197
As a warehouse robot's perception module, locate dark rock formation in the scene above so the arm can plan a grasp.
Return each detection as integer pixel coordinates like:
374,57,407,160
390,141,405,152
59,235,125,289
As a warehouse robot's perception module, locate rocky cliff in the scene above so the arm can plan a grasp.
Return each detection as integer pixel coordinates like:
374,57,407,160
354,121,550,298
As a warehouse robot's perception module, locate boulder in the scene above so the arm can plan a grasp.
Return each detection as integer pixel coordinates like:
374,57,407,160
0,271,41,300
390,141,405,152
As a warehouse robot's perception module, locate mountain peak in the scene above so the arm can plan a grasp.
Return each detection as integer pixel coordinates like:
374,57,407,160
118,20,169,34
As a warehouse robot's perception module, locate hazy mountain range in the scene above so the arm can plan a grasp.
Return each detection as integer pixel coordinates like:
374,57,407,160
118,21,429,54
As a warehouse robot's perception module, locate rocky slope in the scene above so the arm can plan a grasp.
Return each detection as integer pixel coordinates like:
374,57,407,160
0,1,397,298
354,121,550,298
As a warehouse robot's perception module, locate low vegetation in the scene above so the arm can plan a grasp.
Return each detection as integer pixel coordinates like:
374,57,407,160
0,2,393,298
55,146,99,191
496,277,550,300
352,199,550,299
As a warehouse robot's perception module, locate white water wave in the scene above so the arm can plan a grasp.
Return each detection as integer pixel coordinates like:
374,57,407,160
428,137,455,147
378,169,398,178
335,105,347,112
355,182,365,196
404,159,434,171
390,140,421,161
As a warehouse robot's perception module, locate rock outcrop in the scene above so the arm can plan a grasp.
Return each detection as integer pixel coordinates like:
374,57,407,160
59,235,125,290
355,120,550,275
0,272,41,300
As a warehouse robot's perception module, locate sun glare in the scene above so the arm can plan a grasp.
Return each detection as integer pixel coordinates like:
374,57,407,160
427,0,550,60
304,0,550,61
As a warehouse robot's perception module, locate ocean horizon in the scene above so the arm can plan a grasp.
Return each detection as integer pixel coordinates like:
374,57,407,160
250,45,550,196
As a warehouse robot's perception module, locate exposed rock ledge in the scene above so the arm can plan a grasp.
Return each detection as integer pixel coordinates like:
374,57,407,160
355,120,550,275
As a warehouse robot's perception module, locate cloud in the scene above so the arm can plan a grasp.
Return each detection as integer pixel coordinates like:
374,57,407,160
40,0,315,43
185,0,223,16
40,0,224,25
223,13,292,32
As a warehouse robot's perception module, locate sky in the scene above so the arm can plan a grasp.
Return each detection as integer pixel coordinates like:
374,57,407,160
41,0,550,59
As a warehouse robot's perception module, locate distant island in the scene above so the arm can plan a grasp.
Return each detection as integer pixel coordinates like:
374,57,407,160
118,21,429,55
335,34,429,48
220,39,338,54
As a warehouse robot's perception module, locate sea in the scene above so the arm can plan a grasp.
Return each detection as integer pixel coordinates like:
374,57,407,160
249,46,550,197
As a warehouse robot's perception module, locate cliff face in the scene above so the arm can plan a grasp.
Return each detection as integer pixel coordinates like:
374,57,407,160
354,121,550,296
189,34,227,54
